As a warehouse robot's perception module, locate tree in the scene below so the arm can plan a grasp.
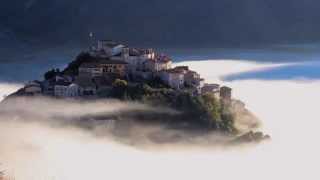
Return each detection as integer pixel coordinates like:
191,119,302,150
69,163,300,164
201,93,221,128
219,100,236,133
112,79,128,88
44,69,59,80
63,52,93,75
220,112,236,133
147,76,169,88
111,79,128,99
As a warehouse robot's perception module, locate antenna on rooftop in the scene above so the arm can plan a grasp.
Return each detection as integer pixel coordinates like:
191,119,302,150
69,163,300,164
88,32,95,51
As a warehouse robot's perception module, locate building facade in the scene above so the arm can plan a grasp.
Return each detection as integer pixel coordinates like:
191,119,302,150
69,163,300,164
201,84,220,94
159,70,185,89
67,83,80,97
54,83,80,97
99,60,128,77
220,86,232,101
96,40,125,57
79,63,104,77
54,82,71,97
122,48,149,72
24,81,42,94
144,57,172,72
184,71,201,86
79,59,128,78
75,76,97,96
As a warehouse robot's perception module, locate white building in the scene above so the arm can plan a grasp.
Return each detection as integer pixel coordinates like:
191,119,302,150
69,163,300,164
67,83,81,97
159,69,185,89
54,82,71,97
121,48,156,72
192,78,205,95
55,75,73,83
158,66,191,89
79,63,104,77
139,49,156,60
184,70,200,86
144,55,172,72
24,81,42,94
122,48,146,71
184,70,204,95
54,83,80,97
96,40,125,57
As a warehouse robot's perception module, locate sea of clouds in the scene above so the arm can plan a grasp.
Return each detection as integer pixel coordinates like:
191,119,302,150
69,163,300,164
0,59,319,180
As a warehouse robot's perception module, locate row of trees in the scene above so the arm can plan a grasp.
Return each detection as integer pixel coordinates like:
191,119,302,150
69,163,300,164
63,52,93,76
174,92,235,132
44,68,61,80
105,79,236,133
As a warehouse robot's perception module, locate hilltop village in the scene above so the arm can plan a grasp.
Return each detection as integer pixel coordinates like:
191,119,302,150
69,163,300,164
2,40,270,143
22,40,232,102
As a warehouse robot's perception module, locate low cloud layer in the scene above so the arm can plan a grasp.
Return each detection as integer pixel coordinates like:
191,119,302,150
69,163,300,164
1,60,320,180
0,90,240,180
0,83,22,100
0,96,176,120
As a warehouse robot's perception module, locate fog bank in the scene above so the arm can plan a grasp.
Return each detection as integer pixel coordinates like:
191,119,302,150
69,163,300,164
0,83,22,100
0,60,319,180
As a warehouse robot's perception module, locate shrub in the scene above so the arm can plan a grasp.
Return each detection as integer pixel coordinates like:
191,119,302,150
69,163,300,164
110,79,128,99
44,68,60,80
63,52,93,75
106,80,236,132
146,76,169,88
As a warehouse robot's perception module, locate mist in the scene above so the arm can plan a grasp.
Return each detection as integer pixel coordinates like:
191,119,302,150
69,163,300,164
0,83,22,99
1,58,320,180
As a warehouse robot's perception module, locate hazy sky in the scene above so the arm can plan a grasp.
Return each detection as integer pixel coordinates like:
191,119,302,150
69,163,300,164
1,0,320,48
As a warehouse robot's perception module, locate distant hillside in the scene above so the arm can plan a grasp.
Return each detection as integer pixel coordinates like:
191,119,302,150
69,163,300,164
1,0,320,47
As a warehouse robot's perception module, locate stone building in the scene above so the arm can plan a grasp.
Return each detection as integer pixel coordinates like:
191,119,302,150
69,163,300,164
79,63,104,77
54,81,71,97
24,81,42,95
79,59,128,78
183,70,204,95
75,76,97,96
144,55,172,72
99,59,128,77
202,84,220,99
159,69,185,89
220,86,232,101
96,40,125,57
121,48,152,72
67,83,81,97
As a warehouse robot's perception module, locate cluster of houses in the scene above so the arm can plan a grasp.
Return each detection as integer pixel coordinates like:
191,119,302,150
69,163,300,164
23,40,232,101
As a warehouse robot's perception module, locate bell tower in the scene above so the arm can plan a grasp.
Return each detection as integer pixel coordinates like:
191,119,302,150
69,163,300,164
122,47,130,61
88,32,95,51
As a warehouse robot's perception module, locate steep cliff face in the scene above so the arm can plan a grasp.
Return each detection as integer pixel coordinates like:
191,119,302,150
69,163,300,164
1,0,320,47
